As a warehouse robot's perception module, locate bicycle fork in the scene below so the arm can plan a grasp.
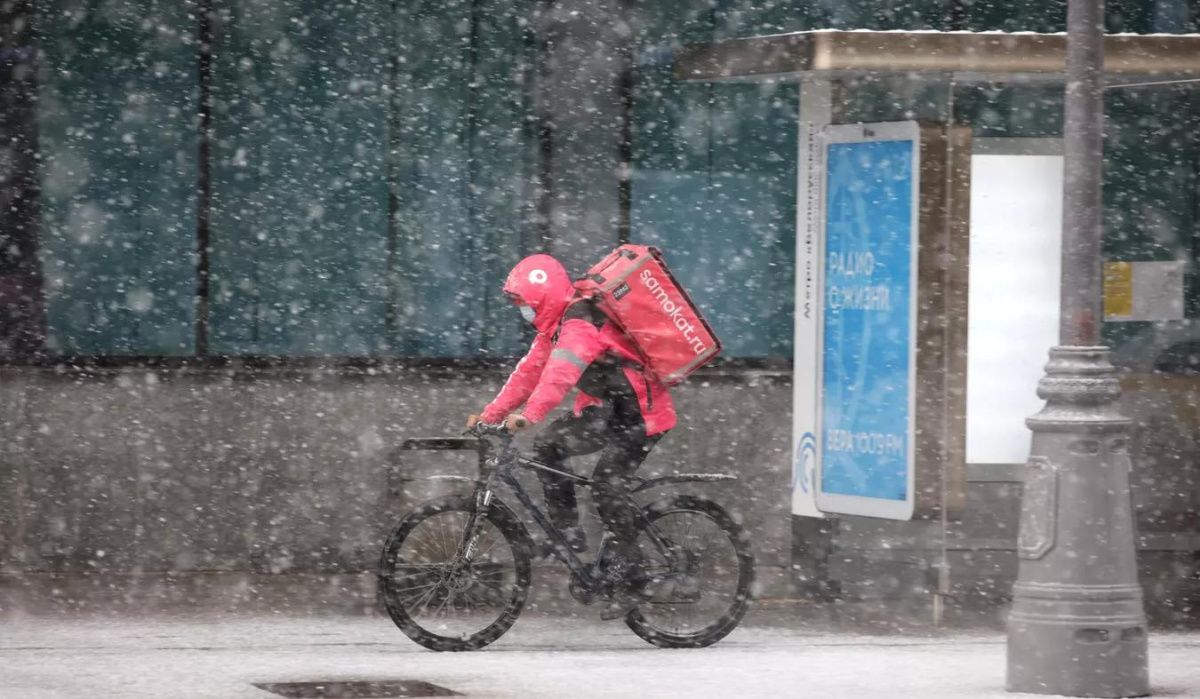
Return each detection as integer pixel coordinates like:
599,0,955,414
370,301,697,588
456,472,498,564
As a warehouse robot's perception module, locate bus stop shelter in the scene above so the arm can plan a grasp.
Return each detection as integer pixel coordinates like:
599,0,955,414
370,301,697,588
673,30,1200,623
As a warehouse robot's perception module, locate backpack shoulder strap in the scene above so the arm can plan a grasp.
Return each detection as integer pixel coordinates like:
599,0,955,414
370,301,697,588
562,297,604,328
553,296,604,343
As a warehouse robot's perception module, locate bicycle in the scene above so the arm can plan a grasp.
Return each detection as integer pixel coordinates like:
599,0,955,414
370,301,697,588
378,422,754,651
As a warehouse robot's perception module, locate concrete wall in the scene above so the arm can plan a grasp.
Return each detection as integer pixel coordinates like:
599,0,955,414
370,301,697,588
0,365,794,613
2,366,1198,625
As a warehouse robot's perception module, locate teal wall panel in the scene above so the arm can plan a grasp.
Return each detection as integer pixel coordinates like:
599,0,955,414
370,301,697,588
389,0,536,357
628,0,718,175
953,84,1064,138
713,0,946,37
465,0,540,356
388,0,473,356
30,0,1200,361
1105,88,1200,262
207,0,391,356
37,0,198,355
956,1,1066,32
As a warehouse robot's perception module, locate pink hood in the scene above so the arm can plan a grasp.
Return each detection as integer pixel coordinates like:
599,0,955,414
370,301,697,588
503,254,574,334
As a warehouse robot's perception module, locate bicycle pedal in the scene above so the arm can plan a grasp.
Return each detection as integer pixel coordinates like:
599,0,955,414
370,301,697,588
568,576,597,606
671,587,703,603
642,576,701,604
563,527,588,553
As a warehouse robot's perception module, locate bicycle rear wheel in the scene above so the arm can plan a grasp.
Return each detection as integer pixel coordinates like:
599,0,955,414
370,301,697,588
378,495,532,651
624,495,754,648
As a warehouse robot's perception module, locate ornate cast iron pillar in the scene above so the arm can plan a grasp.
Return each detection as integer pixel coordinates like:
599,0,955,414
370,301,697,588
1007,347,1149,696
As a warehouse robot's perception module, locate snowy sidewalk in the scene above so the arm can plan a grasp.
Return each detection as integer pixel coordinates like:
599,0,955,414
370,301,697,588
2,612,1198,698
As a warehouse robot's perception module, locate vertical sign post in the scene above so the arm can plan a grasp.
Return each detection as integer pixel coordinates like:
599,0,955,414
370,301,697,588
792,79,832,518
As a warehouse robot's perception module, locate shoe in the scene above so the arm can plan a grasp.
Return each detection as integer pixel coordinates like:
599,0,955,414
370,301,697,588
564,526,587,553
599,569,649,621
666,575,702,603
600,592,642,621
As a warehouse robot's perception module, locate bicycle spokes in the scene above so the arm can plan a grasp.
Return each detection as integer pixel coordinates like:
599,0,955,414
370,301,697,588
387,510,519,637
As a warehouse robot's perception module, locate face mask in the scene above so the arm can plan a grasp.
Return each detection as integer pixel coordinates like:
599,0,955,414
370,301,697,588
519,305,537,324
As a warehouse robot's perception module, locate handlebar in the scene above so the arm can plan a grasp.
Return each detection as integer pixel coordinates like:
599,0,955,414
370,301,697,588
466,422,511,438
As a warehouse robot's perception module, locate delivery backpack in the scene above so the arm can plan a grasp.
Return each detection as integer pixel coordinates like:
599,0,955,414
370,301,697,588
574,245,722,385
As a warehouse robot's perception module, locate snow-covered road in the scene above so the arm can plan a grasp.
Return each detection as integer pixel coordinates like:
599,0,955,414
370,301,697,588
2,611,1198,698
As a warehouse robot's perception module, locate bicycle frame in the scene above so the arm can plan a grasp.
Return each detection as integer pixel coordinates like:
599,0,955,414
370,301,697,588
461,431,684,597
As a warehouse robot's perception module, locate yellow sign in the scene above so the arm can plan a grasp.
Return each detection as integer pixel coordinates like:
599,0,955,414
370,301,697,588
1103,261,1133,318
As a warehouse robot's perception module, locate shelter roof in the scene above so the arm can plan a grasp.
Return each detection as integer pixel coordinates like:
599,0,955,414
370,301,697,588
674,30,1200,83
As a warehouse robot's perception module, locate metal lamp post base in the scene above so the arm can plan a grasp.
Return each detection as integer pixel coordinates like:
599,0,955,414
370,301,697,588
1008,583,1148,697
1006,346,1149,697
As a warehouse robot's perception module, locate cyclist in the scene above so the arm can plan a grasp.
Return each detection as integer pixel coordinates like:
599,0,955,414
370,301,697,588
467,253,676,619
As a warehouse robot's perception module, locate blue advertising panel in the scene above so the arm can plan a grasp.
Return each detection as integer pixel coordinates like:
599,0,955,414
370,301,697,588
816,122,919,520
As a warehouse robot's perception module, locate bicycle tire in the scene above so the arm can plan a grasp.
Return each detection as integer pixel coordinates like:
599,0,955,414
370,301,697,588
624,494,754,649
378,495,533,651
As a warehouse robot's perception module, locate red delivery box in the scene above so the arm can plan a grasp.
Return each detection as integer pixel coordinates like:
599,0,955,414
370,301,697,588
575,245,722,385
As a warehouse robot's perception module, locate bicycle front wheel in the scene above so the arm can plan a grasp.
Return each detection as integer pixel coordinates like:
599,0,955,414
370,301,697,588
625,495,754,648
378,495,532,651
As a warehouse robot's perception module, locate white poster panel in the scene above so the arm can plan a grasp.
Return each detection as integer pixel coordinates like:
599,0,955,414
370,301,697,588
966,154,1063,465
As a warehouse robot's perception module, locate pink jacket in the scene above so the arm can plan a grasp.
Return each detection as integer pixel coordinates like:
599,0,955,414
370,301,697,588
480,254,676,435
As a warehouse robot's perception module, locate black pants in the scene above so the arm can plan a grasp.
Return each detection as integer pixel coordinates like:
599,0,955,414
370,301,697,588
532,403,662,575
